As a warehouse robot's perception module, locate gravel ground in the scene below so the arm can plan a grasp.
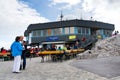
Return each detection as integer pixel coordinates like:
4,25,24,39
0,57,120,80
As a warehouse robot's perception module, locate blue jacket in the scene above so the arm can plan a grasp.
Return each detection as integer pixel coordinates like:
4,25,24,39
11,41,23,57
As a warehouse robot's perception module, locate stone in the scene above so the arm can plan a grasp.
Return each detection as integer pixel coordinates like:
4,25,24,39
77,34,120,59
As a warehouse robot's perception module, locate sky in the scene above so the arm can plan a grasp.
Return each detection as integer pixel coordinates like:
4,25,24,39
0,0,120,49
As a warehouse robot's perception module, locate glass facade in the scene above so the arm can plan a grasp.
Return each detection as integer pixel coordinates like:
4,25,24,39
103,29,112,37
76,27,91,35
43,30,47,36
32,30,37,37
74,27,78,34
37,30,42,36
70,27,74,34
52,28,61,35
96,29,112,39
78,27,82,34
47,29,52,36
65,27,69,34
31,27,91,37
28,26,113,45
29,33,32,44
62,28,65,34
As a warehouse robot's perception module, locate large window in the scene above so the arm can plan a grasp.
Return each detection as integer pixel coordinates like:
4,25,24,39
47,29,52,36
65,27,69,34
74,27,78,34
41,30,43,36
31,27,91,37
86,28,90,35
58,28,63,35
32,31,37,37
78,27,82,34
96,29,112,39
37,30,41,36
43,29,47,36
76,27,90,35
82,27,86,34
32,30,43,37
103,30,112,37
55,28,59,35
96,30,101,35
70,27,74,34
62,28,65,34
29,33,32,44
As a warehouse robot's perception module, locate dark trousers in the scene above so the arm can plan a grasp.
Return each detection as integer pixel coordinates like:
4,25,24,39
22,55,26,69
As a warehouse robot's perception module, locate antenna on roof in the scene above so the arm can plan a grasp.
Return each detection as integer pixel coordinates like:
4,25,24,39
60,11,63,21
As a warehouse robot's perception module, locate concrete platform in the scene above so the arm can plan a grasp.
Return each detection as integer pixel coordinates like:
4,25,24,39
70,56,120,78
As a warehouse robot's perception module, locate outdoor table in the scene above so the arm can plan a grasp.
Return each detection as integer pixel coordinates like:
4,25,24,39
38,48,85,62
0,52,11,61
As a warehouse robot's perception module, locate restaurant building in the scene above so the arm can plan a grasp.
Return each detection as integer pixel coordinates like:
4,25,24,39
24,19,114,49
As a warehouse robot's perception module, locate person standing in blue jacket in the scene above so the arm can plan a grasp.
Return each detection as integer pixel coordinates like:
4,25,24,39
11,36,23,73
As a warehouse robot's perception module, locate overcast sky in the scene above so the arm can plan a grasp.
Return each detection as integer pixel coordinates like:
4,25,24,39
0,0,120,49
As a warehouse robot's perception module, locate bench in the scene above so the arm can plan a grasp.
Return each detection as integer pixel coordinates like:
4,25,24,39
0,53,11,61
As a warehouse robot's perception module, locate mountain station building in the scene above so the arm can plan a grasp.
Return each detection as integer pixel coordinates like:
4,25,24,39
24,19,114,49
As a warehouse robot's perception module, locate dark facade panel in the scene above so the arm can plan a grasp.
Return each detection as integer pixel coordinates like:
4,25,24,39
76,20,114,29
24,30,28,36
31,34,92,44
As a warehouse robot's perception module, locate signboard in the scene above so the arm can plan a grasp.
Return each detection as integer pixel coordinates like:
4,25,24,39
46,36,59,41
69,35,76,39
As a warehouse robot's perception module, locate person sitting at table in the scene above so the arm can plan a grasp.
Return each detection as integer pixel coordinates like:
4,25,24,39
1,49,7,53
63,45,67,51
51,44,57,62
66,45,70,50
58,46,62,51
63,45,70,60
74,43,78,49
57,46,63,62
1,47,7,53
51,44,56,51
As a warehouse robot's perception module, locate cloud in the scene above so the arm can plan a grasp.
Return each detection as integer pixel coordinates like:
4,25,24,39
1,0,120,49
0,0,49,49
51,0,120,32
82,0,120,31
49,0,81,9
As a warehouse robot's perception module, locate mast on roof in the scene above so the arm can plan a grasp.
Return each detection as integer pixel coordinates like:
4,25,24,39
60,11,63,21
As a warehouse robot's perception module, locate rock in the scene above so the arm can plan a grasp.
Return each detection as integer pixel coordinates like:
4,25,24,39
77,50,98,59
77,34,120,59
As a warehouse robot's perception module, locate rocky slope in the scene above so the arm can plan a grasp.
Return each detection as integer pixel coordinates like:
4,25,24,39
77,34,120,59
